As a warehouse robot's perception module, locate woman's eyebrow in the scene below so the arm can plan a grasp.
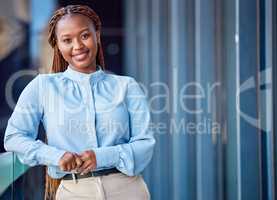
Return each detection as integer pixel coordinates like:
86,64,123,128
60,27,90,38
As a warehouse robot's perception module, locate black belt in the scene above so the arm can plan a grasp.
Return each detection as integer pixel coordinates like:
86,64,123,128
62,168,120,180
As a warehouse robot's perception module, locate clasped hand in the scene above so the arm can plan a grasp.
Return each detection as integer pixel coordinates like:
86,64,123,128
58,150,96,175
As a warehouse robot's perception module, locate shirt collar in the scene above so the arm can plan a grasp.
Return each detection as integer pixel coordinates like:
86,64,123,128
64,65,105,83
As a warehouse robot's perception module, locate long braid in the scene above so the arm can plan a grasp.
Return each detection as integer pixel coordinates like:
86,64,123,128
45,5,105,200
48,5,105,73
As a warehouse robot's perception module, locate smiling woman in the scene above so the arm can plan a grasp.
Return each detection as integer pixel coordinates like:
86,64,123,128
55,14,99,73
4,4,155,200
48,5,105,73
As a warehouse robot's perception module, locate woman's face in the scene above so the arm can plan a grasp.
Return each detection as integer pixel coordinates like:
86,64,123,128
55,14,100,73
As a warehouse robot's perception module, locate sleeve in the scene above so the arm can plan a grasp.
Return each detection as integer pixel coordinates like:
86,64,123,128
93,77,156,176
4,75,66,167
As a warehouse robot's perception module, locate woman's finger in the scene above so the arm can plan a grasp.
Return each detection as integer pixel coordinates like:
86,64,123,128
60,164,66,171
74,155,83,168
63,163,70,172
70,161,76,170
78,160,91,174
81,165,93,175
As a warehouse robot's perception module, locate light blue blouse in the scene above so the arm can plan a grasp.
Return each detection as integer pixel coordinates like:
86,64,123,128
4,66,155,178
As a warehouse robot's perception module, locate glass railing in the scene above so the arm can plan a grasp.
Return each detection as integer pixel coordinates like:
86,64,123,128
0,152,28,197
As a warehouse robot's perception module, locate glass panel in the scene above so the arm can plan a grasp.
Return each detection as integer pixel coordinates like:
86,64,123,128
0,153,14,198
0,153,28,199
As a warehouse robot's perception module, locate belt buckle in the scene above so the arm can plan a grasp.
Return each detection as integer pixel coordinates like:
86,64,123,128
71,173,77,184
70,170,78,184
90,171,95,177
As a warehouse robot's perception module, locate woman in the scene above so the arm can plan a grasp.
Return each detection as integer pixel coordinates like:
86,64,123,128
4,5,155,200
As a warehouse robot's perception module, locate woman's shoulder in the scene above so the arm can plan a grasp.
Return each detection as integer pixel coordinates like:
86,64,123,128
38,72,63,79
104,72,136,85
38,72,66,84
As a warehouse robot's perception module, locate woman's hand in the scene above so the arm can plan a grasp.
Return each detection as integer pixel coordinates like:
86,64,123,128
77,150,97,175
58,152,83,172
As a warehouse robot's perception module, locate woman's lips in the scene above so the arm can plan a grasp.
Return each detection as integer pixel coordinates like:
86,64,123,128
72,50,89,61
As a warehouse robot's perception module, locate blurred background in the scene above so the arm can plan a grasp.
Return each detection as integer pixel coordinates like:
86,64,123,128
0,0,276,200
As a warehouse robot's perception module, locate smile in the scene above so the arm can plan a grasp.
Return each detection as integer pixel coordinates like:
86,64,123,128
72,50,89,61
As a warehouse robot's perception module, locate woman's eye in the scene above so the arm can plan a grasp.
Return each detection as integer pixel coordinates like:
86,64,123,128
81,33,89,40
63,38,71,44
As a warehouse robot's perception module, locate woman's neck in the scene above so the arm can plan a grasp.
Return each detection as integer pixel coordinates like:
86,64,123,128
70,65,97,74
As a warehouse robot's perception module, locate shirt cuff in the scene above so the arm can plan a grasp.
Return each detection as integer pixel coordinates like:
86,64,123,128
93,146,120,169
50,149,67,166
38,144,66,166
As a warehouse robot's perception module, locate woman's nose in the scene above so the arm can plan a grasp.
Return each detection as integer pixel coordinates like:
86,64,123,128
73,39,84,50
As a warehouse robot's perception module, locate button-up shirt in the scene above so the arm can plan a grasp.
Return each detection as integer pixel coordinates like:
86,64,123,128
4,66,155,178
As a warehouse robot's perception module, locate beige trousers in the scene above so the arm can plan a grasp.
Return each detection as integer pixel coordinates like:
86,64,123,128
55,173,151,200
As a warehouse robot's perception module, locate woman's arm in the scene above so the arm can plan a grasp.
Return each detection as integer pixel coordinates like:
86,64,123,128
92,77,156,176
4,75,66,167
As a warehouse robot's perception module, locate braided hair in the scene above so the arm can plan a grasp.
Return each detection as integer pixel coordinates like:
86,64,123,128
45,5,105,200
48,4,105,73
